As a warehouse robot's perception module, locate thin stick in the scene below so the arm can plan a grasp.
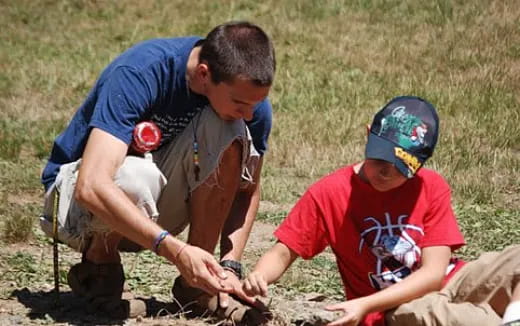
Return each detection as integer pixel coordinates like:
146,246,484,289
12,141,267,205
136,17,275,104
52,190,60,305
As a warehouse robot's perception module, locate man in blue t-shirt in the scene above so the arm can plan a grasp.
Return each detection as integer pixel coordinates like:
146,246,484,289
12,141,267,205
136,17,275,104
40,21,275,321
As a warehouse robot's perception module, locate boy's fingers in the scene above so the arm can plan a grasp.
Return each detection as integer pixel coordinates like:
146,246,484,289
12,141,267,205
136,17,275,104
248,278,260,296
243,279,251,290
326,316,350,326
243,274,268,297
259,278,268,297
251,277,262,295
243,279,256,296
324,304,341,311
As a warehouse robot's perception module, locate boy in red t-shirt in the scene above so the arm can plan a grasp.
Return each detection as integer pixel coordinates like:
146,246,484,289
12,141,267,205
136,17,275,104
243,96,520,326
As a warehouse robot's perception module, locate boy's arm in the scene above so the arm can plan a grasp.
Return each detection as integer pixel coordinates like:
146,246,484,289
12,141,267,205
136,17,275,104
243,242,299,297
325,245,451,326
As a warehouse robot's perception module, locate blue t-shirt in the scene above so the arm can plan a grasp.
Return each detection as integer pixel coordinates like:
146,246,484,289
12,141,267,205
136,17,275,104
42,37,272,191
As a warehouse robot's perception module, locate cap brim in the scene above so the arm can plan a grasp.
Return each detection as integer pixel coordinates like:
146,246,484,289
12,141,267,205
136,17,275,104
365,132,414,178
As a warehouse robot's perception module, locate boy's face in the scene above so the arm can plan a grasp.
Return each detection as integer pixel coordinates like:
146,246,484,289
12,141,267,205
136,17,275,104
205,77,270,121
362,159,408,192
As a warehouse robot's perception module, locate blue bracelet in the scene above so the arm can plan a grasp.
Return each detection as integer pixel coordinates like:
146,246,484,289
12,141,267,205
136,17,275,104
153,230,170,254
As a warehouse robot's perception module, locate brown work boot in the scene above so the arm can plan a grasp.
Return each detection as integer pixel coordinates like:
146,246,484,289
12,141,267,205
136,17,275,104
67,259,146,319
67,259,125,299
171,276,271,325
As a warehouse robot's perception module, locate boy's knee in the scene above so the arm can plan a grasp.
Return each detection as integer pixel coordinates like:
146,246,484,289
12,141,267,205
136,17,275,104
387,294,442,326
387,302,424,326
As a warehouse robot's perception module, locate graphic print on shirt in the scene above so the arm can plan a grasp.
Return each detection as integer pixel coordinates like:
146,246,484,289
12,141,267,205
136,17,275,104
150,105,207,146
358,213,424,290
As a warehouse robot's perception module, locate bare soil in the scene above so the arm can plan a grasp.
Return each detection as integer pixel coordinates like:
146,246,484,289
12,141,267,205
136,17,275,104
0,220,340,326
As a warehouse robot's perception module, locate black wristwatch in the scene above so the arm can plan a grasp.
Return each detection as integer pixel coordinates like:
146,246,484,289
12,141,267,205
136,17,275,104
220,260,243,279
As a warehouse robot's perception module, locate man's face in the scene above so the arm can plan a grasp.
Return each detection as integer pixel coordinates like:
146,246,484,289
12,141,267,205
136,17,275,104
205,77,270,121
362,159,408,192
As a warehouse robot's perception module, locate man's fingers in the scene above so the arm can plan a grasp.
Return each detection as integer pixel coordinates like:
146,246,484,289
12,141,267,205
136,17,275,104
187,275,217,296
234,286,257,305
205,257,228,280
219,292,229,308
202,271,227,295
189,265,224,296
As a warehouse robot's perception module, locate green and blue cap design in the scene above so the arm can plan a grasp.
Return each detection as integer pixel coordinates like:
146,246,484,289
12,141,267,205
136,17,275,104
365,96,439,178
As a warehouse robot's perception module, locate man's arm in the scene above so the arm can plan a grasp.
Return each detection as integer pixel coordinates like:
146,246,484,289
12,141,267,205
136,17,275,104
76,128,229,295
325,245,451,326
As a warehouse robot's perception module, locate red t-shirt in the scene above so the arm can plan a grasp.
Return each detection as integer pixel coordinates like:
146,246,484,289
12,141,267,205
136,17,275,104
274,164,466,325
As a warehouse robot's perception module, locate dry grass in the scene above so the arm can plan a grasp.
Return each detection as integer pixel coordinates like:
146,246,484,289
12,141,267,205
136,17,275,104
0,1,519,323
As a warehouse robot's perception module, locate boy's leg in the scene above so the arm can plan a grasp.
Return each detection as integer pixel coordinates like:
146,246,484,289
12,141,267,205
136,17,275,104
386,292,501,326
503,276,520,324
387,245,520,325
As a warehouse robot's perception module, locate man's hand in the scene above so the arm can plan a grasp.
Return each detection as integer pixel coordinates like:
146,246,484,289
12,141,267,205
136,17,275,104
218,270,256,308
243,271,269,297
174,244,231,296
324,299,369,326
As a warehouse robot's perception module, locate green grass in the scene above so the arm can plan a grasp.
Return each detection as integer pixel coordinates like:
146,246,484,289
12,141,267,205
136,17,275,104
278,254,344,299
1,0,519,308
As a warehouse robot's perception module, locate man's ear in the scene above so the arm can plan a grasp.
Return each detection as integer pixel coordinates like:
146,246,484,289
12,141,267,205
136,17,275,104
366,124,371,138
195,62,210,83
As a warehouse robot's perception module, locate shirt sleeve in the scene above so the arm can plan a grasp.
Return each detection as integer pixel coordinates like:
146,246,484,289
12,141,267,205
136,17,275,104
90,66,156,144
246,98,272,156
419,179,465,251
274,190,329,259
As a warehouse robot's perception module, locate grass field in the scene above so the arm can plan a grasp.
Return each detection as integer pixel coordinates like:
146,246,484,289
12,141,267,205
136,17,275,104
1,0,519,324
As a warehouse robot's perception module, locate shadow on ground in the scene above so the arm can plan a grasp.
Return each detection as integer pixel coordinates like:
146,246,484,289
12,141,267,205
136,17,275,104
11,288,175,325
10,287,339,326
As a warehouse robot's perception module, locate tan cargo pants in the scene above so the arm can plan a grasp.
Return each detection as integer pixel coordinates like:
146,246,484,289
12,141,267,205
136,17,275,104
386,244,520,326
40,108,259,251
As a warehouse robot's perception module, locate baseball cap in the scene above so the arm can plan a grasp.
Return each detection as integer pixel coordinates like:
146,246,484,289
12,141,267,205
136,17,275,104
365,96,439,178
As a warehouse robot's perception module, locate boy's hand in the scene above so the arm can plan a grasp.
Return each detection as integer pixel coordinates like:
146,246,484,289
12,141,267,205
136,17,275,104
324,298,369,326
243,271,269,297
